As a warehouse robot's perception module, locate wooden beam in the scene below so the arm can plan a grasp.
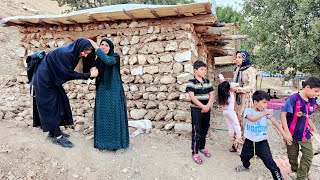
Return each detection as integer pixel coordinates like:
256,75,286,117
89,16,99,24
204,3,211,14
18,19,35,26
51,20,65,26
38,19,51,27
203,35,248,42
208,46,229,56
123,9,136,20
66,18,79,25
150,9,160,19
214,56,235,65
174,8,182,17
194,25,222,35
106,15,116,21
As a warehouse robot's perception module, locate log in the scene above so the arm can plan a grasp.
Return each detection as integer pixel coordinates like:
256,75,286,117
214,56,235,65
194,25,222,35
207,46,229,56
203,35,248,42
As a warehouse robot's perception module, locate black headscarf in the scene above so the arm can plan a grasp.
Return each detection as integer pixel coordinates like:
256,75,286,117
95,38,120,89
45,38,94,86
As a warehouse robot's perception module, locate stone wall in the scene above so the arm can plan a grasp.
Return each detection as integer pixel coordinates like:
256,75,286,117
15,19,209,131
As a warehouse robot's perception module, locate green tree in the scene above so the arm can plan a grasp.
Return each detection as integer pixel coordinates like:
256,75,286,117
54,0,195,11
216,6,244,23
240,0,320,76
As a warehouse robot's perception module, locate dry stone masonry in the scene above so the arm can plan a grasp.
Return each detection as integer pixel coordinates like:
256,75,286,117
12,19,212,134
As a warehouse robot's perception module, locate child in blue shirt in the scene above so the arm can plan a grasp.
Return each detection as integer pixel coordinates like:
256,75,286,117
235,90,290,180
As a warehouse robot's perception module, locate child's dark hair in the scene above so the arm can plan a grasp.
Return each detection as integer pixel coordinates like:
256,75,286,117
252,90,270,102
302,77,320,88
218,81,230,106
193,60,207,70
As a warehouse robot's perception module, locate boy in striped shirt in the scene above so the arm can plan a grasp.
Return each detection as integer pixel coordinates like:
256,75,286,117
186,60,214,164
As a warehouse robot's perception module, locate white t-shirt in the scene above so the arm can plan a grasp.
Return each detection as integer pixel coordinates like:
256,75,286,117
244,108,272,142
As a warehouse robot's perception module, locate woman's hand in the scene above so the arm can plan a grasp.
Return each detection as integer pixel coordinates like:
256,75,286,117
90,67,99,77
88,39,99,50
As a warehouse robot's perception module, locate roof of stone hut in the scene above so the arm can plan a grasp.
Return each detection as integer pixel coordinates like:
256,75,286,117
0,2,214,26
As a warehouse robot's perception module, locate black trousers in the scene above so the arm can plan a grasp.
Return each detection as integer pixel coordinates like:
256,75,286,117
48,127,63,137
241,139,283,180
191,107,211,155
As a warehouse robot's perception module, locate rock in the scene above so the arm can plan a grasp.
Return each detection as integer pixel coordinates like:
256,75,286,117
16,121,28,128
178,83,188,92
158,102,168,111
184,64,193,73
146,56,159,64
167,102,176,110
132,92,143,100
17,47,26,57
157,92,167,100
167,93,180,100
164,121,175,130
173,63,184,74
130,109,148,119
179,93,190,101
15,116,23,121
85,93,95,100
164,112,174,121
122,46,130,55
144,35,158,43
0,111,4,120
165,41,178,51
146,101,157,109
174,51,192,62
131,66,143,76
149,94,157,101
144,111,157,120
122,168,129,173
129,21,138,28
130,36,140,44
4,112,16,119
30,40,40,47
177,73,193,84
174,123,192,134
148,42,164,54
160,75,176,84
146,86,158,92
174,110,189,121
74,124,84,132
129,85,139,92
143,66,159,74
85,135,94,140
159,54,173,63
159,63,173,73
137,55,147,65
154,121,166,129
142,74,153,83
83,127,94,135
154,111,167,121
179,40,191,49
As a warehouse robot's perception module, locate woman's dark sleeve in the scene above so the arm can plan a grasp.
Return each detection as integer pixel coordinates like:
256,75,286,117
95,48,117,66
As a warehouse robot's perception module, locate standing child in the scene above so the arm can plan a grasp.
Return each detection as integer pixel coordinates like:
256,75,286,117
186,60,214,164
281,77,320,180
217,74,243,152
234,90,291,180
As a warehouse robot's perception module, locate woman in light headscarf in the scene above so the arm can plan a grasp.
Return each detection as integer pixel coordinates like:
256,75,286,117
89,38,129,151
233,50,256,129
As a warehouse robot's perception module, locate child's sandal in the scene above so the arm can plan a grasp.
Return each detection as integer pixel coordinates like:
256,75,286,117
234,165,250,172
200,149,211,157
193,155,203,164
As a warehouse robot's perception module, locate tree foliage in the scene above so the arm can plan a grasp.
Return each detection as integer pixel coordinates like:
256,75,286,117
216,6,244,23
240,0,320,76
54,0,195,11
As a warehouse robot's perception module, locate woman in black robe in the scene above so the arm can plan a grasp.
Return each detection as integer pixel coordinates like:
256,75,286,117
32,38,98,148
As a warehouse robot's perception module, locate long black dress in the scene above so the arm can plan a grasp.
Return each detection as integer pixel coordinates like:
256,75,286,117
32,38,93,132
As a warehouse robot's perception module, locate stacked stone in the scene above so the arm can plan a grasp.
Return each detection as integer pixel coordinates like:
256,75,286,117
14,20,207,129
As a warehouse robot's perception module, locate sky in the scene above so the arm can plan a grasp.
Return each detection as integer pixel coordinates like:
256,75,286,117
194,0,244,11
